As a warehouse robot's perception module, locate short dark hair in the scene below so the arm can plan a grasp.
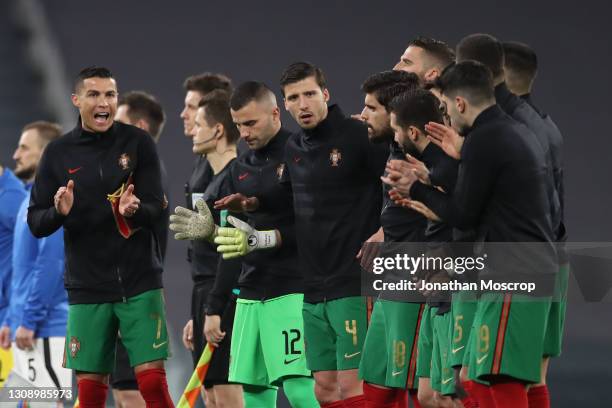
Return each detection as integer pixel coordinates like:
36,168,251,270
198,90,239,144
183,72,233,96
389,89,444,132
503,41,538,89
230,81,276,111
279,62,326,96
408,36,456,70
456,33,505,79
118,91,166,141
22,121,62,147
361,70,420,111
74,66,113,93
436,61,495,106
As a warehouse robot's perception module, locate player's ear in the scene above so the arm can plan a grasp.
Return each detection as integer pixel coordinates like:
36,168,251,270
136,118,149,133
215,123,224,140
271,106,281,122
424,68,438,83
456,96,465,114
322,88,330,103
408,126,419,141
71,93,80,108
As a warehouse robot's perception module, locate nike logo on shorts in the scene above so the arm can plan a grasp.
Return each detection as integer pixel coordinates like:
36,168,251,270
392,370,404,377
284,357,300,365
442,377,453,385
344,351,361,359
476,354,488,365
452,345,465,354
68,167,82,174
153,341,168,349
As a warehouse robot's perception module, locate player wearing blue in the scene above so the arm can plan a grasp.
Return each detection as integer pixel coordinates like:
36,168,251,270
0,122,70,393
0,166,26,324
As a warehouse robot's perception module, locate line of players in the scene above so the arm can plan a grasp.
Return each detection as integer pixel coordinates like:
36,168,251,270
168,33,566,408
0,31,565,408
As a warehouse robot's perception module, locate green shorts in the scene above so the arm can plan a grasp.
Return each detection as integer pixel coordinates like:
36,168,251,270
229,294,310,387
359,300,424,389
430,311,454,395
467,293,551,384
64,289,169,373
450,291,478,367
302,296,369,372
416,305,434,380
543,264,569,357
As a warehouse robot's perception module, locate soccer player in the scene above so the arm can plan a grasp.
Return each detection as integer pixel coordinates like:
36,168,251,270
503,41,567,408
186,90,244,408
455,34,561,242
211,81,318,407
280,62,388,408
0,122,69,399
384,61,557,408
393,36,457,86
357,71,426,408
0,161,25,386
387,89,463,408
390,37,463,408
27,66,173,408
113,90,167,408
0,161,27,342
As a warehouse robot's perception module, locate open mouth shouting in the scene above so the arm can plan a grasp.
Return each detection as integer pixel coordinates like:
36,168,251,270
94,112,111,126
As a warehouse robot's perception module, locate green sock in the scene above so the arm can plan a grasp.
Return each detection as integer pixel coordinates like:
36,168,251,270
282,376,319,408
243,384,278,408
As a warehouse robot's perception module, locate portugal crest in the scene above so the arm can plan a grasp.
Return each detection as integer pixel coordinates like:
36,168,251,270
118,153,131,170
69,336,81,358
329,148,342,167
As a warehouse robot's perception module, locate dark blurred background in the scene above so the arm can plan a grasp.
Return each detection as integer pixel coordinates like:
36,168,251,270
1,0,611,406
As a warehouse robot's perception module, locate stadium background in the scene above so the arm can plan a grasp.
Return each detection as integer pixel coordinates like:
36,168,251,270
1,0,610,406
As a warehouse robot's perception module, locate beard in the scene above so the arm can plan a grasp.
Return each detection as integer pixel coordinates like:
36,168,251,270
14,164,36,181
368,124,394,144
400,139,420,156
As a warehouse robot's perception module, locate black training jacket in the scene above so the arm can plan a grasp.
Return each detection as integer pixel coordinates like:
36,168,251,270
411,105,558,287
284,104,388,302
522,93,568,263
226,128,302,300
28,120,165,304
495,84,566,262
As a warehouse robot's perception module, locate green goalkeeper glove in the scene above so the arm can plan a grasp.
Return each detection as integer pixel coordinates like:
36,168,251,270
214,216,277,259
169,199,218,241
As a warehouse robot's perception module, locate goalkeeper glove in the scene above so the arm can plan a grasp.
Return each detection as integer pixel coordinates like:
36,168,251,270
214,216,277,259
169,199,218,241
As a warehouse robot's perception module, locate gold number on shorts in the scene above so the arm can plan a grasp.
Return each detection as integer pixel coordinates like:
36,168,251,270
393,340,406,368
478,324,490,354
345,320,358,346
453,315,464,343
151,313,162,340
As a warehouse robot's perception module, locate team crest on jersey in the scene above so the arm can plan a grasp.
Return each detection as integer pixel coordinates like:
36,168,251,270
329,148,342,167
69,336,81,358
276,163,285,180
118,153,131,170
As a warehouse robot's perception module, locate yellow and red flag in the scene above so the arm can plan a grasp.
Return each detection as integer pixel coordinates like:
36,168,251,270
177,343,215,408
